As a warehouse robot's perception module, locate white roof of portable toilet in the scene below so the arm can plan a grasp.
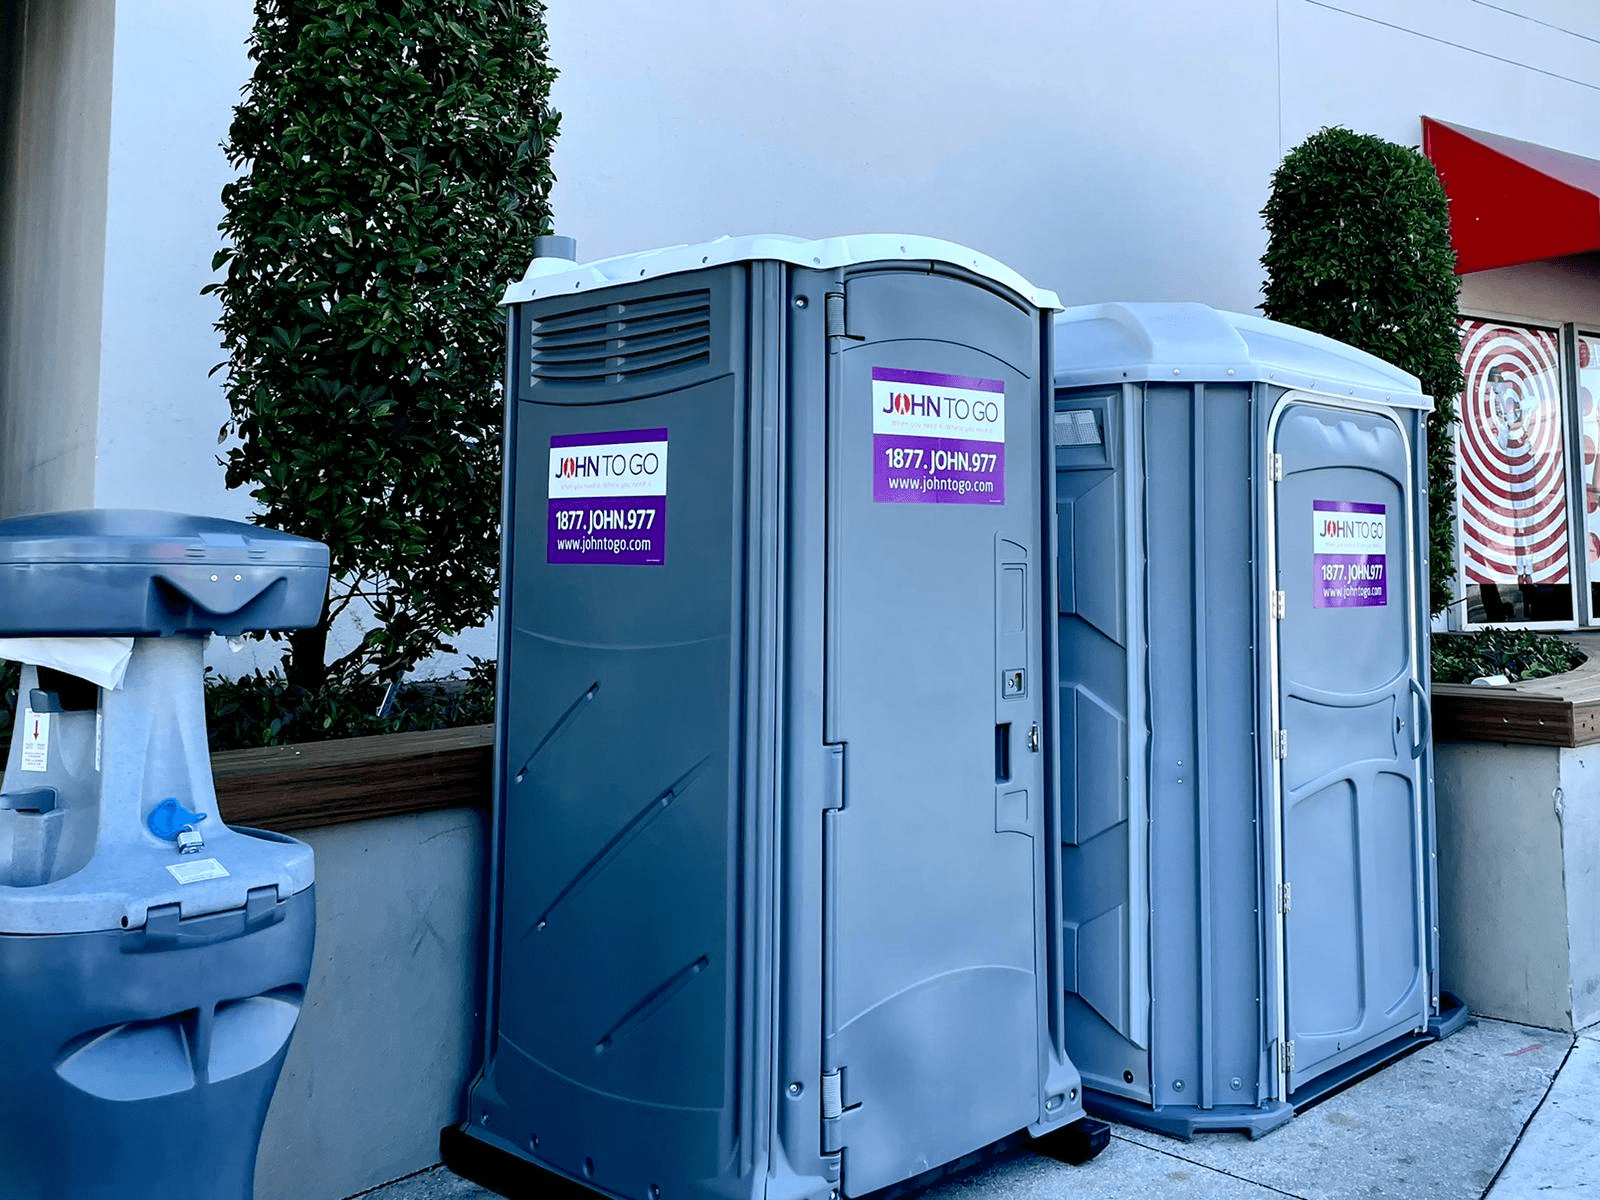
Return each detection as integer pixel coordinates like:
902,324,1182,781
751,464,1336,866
502,233,1063,312
1052,302,1431,410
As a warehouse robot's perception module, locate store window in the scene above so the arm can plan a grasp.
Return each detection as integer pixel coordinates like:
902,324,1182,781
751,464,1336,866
1456,318,1574,626
1578,330,1600,621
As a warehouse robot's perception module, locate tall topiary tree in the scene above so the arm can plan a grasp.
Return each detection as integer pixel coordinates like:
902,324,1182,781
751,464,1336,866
207,0,559,691
1261,126,1463,617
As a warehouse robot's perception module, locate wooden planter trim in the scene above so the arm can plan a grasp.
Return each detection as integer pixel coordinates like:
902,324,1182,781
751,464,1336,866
212,724,493,833
203,647,1597,829
1433,647,1600,749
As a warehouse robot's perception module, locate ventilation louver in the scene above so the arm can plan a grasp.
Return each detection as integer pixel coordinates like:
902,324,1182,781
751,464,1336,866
530,290,712,384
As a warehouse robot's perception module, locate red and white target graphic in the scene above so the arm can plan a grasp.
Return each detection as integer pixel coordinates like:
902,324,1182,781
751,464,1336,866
1457,319,1569,585
1576,332,1600,574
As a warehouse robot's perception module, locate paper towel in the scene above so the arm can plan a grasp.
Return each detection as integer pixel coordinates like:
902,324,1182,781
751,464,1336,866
0,637,135,690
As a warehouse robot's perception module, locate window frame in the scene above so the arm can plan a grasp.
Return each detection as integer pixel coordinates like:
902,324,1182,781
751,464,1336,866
1452,312,1581,632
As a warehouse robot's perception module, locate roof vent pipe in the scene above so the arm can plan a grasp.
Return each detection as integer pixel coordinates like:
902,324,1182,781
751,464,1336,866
533,234,577,263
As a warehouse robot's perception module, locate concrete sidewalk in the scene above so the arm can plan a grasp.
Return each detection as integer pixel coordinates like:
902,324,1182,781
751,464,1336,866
362,1017,1592,1200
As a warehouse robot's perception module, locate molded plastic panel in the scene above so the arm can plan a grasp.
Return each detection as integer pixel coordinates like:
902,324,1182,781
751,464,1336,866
0,889,314,1200
824,269,1046,1197
482,270,751,1200
0,510,328,637
1273,401,1429,1091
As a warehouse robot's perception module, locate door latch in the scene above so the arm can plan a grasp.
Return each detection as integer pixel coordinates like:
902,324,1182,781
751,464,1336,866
1028,723,1040,753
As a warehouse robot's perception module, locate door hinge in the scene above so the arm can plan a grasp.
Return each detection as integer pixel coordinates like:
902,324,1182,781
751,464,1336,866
1269,453,1284,482
1281,1040,1295,1074
1278,881,1292,915
822,1069,843,1120
1271,590,1286,619
1273,729,1289,760
821,1067,860,1153
825,292,863,342
1028,722,1040,752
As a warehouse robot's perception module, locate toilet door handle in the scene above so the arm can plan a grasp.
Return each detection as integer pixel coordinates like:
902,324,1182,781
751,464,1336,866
1408,677,1431,759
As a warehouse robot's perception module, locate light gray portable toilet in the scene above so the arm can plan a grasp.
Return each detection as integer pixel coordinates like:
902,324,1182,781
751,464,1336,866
0,510,329,1200
445,234,1107,1200
1049,304,1466,1140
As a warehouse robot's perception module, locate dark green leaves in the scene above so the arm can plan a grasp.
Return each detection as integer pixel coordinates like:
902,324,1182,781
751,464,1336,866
1261,126,1464,617
210,0,559,691
1431,629,1585,684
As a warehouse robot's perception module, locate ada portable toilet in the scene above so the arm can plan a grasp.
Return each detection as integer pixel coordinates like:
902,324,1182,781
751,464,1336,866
1048,304,1467,1139
445,235,1106,1200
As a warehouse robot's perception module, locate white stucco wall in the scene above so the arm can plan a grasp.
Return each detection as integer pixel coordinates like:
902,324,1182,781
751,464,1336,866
91,1,256,521
545,0,1600,315
7,0,1600,674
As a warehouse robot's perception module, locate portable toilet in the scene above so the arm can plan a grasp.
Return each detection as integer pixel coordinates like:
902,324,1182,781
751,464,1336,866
444,235,1106,1200
1049,303,1466,1139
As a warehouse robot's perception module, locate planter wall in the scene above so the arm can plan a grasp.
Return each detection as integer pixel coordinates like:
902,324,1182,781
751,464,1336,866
255,808,486,1200
205,727,493,1200
1435,738,1600,1032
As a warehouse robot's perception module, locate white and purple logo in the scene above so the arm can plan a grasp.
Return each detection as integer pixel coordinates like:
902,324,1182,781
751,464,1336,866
871,367,1005,505
1312,499,1387,608
547,428,668,566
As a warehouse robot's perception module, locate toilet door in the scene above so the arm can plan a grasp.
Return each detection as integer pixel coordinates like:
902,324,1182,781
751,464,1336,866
821,269,1047,1195
1269,396,1430,1095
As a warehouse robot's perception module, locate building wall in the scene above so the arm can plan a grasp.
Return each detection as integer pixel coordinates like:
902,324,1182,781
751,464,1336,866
7,1,1600,655
545,0,1600,315
1459,254,1600,329
0,0,113,518
91,1,257,520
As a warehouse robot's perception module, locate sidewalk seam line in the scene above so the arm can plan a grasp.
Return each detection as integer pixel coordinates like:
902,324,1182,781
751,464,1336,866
1110,1133,1308,1198
345,1162,449,1199
1478,1035,1578,1199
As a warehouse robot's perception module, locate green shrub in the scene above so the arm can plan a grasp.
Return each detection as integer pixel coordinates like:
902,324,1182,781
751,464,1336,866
0,659,15,755
207,0,559,693
202,657,495,751
1431,630,1585,684
1261,127,1464,617
0,656,493,759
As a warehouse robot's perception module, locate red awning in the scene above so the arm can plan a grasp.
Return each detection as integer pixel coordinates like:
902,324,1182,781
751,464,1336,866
1422,116,1600,274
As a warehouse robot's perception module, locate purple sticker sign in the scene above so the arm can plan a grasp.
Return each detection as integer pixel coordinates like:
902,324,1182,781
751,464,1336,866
1312,500,1388,608
872,367,1005,504
547,428,668,566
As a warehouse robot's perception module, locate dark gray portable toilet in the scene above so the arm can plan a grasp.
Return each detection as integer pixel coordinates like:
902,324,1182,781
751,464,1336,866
445,235,1105,1200
0,510,329,1200
1049,304,1466,1140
